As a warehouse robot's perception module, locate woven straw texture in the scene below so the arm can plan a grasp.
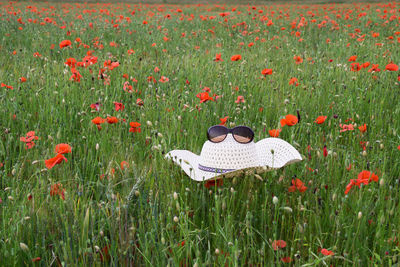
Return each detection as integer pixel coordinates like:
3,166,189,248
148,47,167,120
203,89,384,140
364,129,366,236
166,134,302,181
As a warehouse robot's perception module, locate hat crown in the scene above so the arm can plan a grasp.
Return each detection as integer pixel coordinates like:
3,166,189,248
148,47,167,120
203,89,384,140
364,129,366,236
199,134,258,170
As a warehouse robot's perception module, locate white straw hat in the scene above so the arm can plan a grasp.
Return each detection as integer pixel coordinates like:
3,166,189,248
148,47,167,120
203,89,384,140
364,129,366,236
165,133,302,181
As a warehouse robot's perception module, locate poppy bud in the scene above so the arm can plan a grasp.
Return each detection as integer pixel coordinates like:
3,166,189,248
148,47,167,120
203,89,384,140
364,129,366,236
272,196,279,205
173,216,179,223
362,150,367,157
96,143,99,150
283,207,293,213
215,248,220,255
358,211,362,219
20,243,29,252
254,174,263,181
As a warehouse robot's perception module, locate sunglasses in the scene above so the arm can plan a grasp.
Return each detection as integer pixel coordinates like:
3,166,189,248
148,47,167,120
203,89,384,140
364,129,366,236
207,125,254,144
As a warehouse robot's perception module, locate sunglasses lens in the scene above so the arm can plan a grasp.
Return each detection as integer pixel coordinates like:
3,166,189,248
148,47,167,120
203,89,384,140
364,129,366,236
208,126,228,143
232,127,254,143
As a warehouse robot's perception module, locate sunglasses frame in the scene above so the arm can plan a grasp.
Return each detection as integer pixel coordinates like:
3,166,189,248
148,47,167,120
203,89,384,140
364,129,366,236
207,125,255,144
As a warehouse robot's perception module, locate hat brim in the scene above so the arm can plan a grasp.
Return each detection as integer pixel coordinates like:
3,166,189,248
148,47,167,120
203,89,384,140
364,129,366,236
165,137,302,181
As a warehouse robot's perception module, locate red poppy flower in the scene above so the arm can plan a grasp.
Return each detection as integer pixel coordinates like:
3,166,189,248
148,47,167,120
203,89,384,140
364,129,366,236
50,183,65,200
55,144,72,154
261,68,273,75
136,98,144,106
32,257,41,262
214,53,223,62
121,161,129,170
159,76,169,83
289,77,299,86
69,68,82,82
1,83,13,90
92,117,105,125
59,40,72,49
196,92,214,103
323,145,328,157
368,64,381,72
345,170,379,194
20,131,39,149
315,116,327,124
348,55,357,62
99,245,111,262
362,62,370,68
288,179,307,193
129,122,141,133
230,54,242,61
358,170,379,183
280,114,298,127
385,63,399,71
351,63,361,72
65,57,77,68
235,95,245,103
204,179,223,189
358,124,367,133
90,103,101,111
113,102,125,111
272,240,287,251
20,77,27,83
219,116,229,126
281,257,292,263
106,117,118,124
45,154,67,169
293,55,303,64
269,129,281,137
339,124,354,132
321,248,334,256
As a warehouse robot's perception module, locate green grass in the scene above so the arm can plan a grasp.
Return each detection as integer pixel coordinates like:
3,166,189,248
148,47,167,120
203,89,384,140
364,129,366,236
1,1,400,266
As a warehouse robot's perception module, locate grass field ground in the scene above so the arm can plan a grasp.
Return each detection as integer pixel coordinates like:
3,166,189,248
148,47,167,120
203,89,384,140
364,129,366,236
1,1,400,266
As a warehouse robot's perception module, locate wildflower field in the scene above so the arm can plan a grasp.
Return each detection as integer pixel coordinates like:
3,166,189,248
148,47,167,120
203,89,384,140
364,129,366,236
1,1,400,266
